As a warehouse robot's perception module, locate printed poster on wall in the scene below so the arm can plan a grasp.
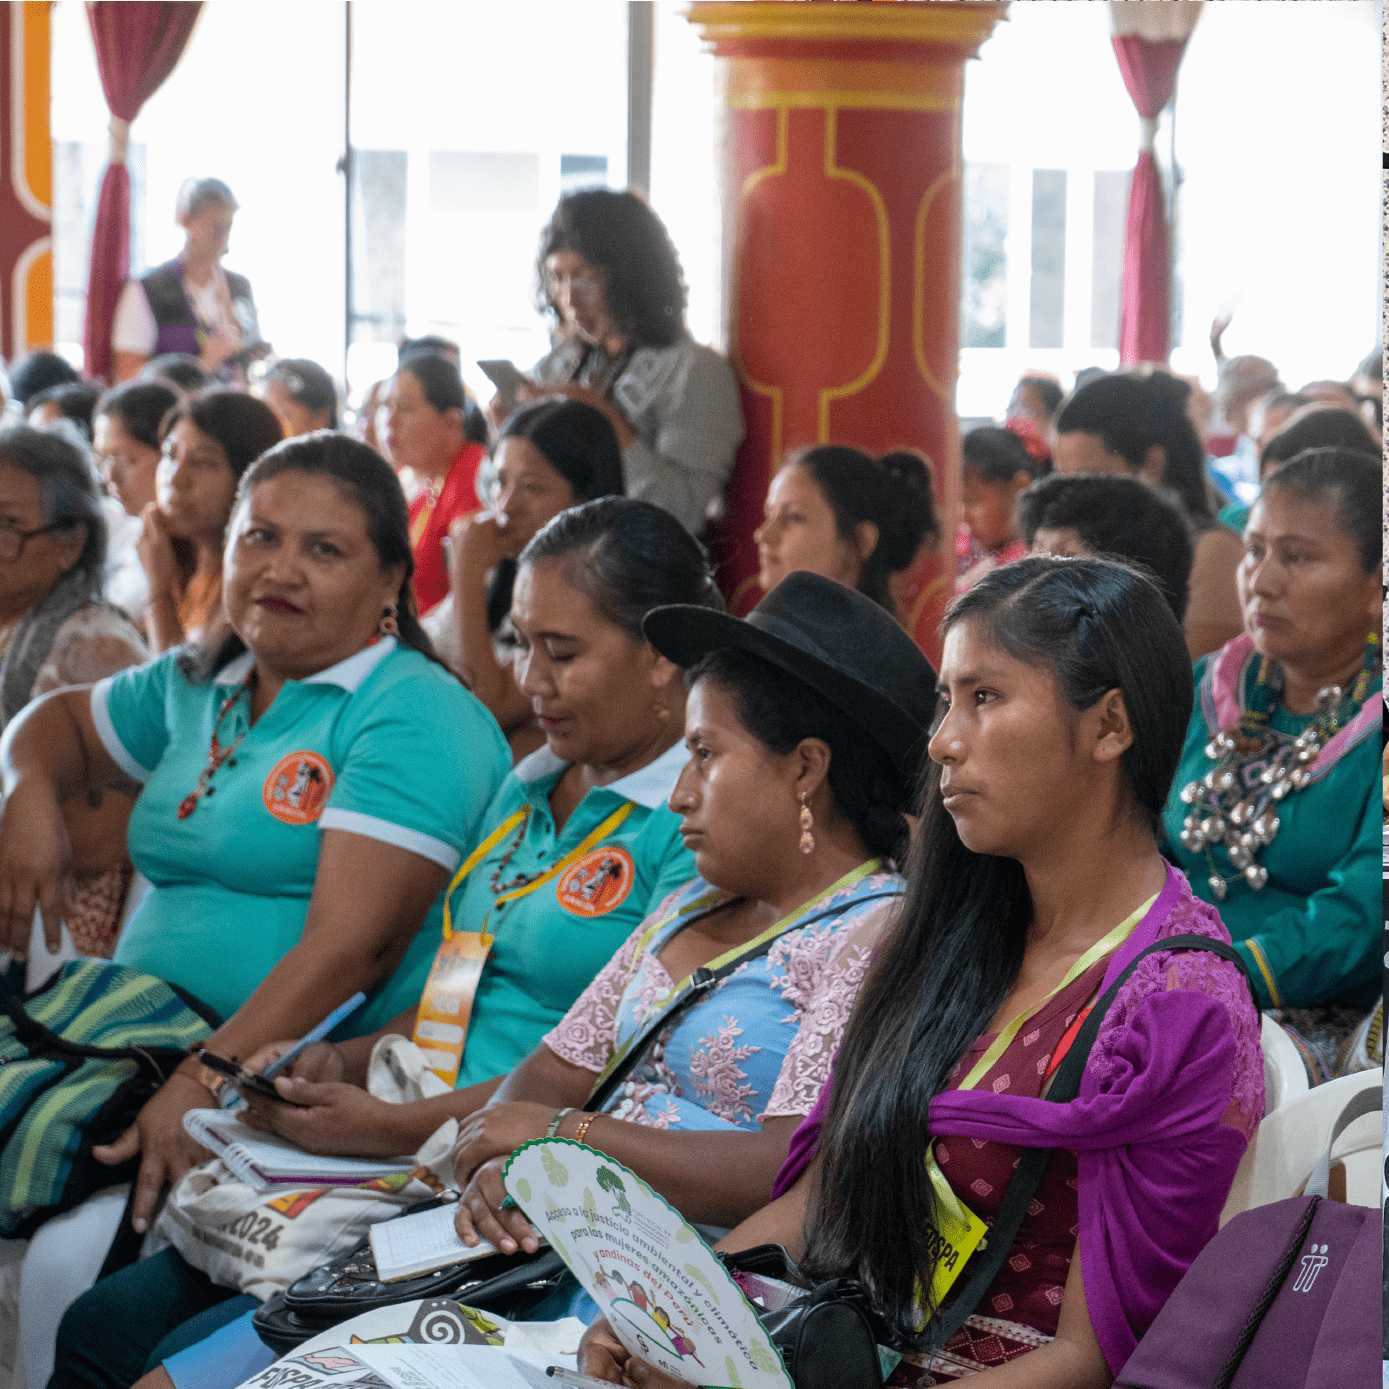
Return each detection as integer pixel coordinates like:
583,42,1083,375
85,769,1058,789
503,1139,794,1389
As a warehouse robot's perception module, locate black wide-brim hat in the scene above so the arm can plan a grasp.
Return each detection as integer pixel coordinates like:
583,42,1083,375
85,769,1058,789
642,571,938,781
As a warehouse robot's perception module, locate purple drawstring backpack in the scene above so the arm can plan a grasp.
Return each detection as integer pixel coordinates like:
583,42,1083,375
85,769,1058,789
1115,1083,1381,1389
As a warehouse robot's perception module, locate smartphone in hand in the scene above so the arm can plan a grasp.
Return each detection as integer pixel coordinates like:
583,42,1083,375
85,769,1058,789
198,1050,310,1106
478,359,528,410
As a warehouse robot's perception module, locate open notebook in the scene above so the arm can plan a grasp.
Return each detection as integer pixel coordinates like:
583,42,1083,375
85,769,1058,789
369,1201,505,1281
183,1110,416,1191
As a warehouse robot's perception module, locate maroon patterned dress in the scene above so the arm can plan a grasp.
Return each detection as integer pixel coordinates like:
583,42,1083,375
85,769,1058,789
889,953,1114,1385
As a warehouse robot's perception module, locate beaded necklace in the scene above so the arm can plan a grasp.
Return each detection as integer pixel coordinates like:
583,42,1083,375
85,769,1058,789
488,806,537,893
176,674,254,820
1178,633,1379,900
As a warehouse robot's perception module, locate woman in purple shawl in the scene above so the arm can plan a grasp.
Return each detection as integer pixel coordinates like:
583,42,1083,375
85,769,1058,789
580,557,1263,1387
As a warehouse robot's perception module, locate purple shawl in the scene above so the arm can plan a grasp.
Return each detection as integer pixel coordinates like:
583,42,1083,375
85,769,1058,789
770,863,1263,1374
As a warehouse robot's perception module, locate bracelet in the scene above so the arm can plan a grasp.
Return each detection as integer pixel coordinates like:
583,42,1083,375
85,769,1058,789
572,1112,598,1147
175,1058,226,1099
545,1107,574,1139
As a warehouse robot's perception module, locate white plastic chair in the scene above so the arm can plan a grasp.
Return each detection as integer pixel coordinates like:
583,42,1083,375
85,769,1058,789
1219,1068,1382,1225
1258,1013,1310,1114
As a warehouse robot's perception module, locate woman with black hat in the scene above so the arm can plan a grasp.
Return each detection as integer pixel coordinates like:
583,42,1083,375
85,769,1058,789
438,570,935,1269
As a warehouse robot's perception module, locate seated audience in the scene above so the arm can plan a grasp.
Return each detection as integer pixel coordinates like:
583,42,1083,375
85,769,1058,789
956,426,1040,591
1219,402,1379,535
0,426,146,961
1163,448,1382,1043
112,178,261,385
50,497,725,1385
140,390,282,653
1017,471,1193,622
138,355,213,396
582,555,1263,1388
492,188,745,537
254,359,338,436
432,397,624,751
1054,370,1244,661
73,570,932,1389
26,383,101,442
755,444,938,622
378,355,486,617
0,435,510,1379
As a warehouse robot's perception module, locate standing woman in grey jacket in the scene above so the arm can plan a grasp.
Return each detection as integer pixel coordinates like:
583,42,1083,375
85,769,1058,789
492,188,745,537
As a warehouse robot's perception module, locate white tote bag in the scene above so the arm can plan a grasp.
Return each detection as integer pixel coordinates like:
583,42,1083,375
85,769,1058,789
154,1037,460,1301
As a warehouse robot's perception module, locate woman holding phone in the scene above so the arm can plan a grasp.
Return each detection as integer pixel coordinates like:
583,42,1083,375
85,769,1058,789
487,189,744,537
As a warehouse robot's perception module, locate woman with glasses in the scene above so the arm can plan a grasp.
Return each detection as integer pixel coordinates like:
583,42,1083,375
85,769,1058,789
489,189,745,538
139,390,282,654
0,426,146,961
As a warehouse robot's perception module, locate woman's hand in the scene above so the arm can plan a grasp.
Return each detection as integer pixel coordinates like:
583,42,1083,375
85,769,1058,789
0,777,75,956
447,513,512,590
136,503,181,601
449,1100,557,1187
453,1154,542,1254
92,1071,216,1233
577,1317,685,1388
240,1039,345,1084
241,1076,412,1157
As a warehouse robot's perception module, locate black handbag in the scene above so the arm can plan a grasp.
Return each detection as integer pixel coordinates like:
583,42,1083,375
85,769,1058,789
253,890,900,1354
720,934,1256,1388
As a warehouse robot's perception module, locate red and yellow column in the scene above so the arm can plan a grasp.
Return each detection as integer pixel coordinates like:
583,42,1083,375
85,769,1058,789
690,1,1005,665
0,2,53,362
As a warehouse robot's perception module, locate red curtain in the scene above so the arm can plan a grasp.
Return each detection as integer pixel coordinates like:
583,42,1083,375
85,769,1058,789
82,2,203,383
1112,34,1188,365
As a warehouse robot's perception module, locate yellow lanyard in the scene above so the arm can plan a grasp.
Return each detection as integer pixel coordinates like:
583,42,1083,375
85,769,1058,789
442,802,636,944
591,859,883,1094
954,891,1157,1093
416,799,638,1086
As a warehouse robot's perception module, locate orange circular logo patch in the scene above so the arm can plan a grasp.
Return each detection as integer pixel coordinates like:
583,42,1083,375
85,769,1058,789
555,846,636,918
262,751,335,825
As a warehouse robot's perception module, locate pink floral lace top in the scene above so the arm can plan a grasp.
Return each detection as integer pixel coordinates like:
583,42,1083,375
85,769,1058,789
544,870,902,1130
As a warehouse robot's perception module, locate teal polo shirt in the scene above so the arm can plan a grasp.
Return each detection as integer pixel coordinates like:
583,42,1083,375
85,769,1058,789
91,638,510,1033
445,740,697,1088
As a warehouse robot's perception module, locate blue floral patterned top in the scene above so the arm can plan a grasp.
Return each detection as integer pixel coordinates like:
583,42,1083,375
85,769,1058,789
544,869,903,1131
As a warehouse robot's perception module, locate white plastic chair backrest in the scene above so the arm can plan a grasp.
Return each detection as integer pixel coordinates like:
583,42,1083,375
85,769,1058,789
1218,1069,1382,1226
1258,1013,1309,1114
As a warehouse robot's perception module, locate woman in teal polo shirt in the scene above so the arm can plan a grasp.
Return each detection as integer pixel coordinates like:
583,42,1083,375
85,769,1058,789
1163,448,1382,1042
219,497,721,1157
0,434,511,1243
38,500,724,1389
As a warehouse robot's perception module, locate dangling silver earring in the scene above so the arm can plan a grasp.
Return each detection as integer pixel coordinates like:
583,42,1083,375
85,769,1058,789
379,603,399,637
798,792,815,855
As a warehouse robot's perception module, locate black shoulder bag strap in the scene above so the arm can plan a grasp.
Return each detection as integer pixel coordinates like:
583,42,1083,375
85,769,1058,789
583,889,903,1117
920,933,1257,1350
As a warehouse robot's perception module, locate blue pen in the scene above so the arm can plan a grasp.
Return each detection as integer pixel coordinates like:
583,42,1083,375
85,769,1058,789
261,991,367,1079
